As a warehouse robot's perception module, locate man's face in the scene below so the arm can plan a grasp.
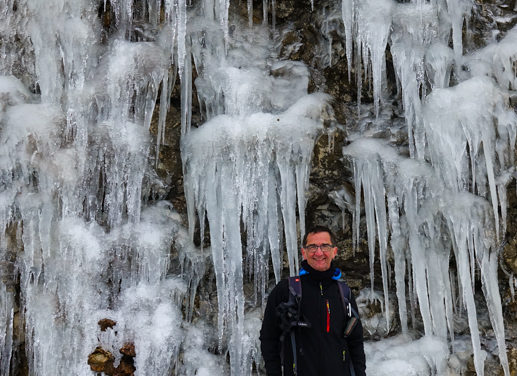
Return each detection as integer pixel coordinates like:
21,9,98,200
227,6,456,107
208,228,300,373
301,231,337,272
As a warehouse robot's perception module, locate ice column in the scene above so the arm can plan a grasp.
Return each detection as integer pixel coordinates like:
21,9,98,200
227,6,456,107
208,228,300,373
341,0,393,116
390,2,451,159
423,76,517,240
343,140,399,331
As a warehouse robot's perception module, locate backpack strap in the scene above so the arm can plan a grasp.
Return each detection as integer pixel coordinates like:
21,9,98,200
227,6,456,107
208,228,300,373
337,281,359,376
287,276,302,376
337,281,360,337
288,276,302,302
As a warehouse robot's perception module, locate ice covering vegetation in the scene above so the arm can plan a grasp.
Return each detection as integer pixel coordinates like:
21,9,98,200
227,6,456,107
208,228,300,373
0,0,516,375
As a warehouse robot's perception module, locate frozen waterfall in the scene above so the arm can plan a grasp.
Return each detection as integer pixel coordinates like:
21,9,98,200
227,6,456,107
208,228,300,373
0,0,516,375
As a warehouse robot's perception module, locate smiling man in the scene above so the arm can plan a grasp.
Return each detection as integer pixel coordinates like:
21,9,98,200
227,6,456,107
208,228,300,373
260,225,366,376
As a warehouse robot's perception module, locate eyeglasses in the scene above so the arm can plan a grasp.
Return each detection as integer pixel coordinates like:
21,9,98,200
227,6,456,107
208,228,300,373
304,244,334,253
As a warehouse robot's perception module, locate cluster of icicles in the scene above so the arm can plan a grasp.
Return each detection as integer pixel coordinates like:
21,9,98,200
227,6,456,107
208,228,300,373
0,0,516,375
338,1,517,375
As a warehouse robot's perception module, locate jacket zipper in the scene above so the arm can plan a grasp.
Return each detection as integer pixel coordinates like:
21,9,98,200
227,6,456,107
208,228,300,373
320,283,330,333
326,299,330,333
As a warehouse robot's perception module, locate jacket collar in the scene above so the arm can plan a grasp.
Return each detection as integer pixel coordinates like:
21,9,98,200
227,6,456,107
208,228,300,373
300,260,342,282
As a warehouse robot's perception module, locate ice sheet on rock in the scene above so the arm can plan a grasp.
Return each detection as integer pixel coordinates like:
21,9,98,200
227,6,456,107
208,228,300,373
423,76,517,240
105,40,168,130
114,202,178,286
22,218,107,376
0,285,14,375
329,187,355,231
83,120,150,228
25,0,99,104
425,43,454,89
0,76,32,108
174,223,210,321
179,323,228,376
0,1,33,79
365,335,449,376
191,22,307,121
98,279,186,376
0,102,66,268
466,26,517,92
242,309,263,374
389,2,444,158
356,289,397,337
0,23,188,376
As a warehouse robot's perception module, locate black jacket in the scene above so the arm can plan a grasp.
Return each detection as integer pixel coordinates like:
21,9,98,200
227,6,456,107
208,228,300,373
259,261,366,376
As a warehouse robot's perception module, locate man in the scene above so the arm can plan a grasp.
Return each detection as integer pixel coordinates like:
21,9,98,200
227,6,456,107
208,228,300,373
260,225,366,376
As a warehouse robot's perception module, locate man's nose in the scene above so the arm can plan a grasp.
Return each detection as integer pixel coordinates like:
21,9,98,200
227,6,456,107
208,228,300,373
314,247,324,255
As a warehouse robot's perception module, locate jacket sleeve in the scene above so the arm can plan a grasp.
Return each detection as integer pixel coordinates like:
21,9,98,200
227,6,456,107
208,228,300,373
347,292,366,376
259,282,286,376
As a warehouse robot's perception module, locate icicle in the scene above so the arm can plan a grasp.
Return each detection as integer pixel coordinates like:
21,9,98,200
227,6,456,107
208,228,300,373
341,0,354,82
180,40,193,135
177,0,187,81
0,285,14,375
262,0,268,26
445,0,473,63
247,0,253,27
387,194,408,334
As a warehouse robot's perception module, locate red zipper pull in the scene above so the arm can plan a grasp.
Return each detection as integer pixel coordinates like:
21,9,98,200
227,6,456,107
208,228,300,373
326,299,330,333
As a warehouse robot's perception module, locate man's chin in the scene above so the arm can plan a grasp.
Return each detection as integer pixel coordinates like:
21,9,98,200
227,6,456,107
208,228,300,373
310,261,330,271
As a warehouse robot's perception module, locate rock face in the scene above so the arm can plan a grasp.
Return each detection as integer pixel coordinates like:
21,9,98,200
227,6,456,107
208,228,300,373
150,0,517,355
2,0,517,374
153,0,517,369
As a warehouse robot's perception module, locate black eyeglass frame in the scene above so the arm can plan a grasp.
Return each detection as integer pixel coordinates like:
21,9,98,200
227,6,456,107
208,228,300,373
303,244,335,253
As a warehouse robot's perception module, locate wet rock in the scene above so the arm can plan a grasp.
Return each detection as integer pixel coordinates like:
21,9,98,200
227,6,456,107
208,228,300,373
98,318,117,332
115,343,136,376
87,343,136,376
508,346,517,376
88,346,115,373
504,237,517,275
120,342,136,357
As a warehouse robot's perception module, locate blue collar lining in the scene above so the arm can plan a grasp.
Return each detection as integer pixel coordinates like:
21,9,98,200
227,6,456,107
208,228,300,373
299,267,342,280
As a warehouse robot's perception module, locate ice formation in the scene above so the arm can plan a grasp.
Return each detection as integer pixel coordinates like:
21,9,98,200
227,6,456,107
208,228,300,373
183,15,330,372
0,0,516,375
0,0,200,375
341,1,517,375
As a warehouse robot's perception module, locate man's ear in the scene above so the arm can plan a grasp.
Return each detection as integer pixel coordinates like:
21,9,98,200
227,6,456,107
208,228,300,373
301,248,307,260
